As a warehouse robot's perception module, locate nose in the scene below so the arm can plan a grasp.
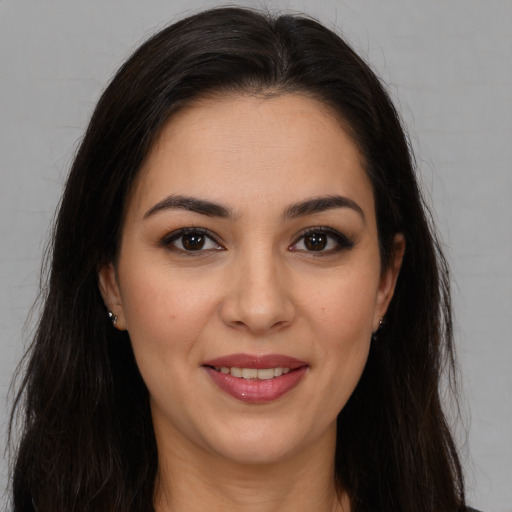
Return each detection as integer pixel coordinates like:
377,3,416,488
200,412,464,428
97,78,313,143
220,248,296,335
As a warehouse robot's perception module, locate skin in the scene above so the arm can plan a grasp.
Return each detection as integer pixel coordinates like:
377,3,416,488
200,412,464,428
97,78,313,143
99,94,404,512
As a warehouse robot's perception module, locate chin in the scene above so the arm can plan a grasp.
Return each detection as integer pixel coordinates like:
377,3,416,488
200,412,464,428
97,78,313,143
213,437,299,466
202,416,331,467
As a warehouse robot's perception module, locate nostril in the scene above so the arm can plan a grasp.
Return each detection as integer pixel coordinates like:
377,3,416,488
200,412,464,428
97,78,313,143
271,319,290,330
227,318,291,334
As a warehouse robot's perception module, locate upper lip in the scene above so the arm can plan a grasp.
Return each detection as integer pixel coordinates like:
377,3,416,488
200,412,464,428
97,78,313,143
202,353,308,370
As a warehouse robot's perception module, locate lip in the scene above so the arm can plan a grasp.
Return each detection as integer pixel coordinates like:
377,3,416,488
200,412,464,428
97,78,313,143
203,353,307,370
202,353,309,403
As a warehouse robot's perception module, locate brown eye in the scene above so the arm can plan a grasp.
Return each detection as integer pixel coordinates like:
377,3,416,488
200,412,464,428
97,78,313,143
303,232,328,251
182,233,206,250
163,229,223,253
290,227,355,254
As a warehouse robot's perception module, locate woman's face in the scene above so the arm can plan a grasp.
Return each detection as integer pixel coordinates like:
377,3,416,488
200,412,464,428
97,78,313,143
100,94,403,466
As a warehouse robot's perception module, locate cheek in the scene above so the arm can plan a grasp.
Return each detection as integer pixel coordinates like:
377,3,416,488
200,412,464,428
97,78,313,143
304,267,379,345
313,285,373,376
301,266,379,407
117,267,221,428
118,263,220,362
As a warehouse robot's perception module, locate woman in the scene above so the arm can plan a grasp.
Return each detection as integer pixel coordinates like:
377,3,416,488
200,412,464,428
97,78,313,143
10,7,474,512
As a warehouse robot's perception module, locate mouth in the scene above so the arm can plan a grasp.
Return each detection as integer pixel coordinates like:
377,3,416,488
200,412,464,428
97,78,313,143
208,366,291,380
202,354,308,403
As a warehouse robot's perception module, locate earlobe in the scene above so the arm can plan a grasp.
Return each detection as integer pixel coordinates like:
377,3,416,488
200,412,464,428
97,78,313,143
374,233,405,331
98,263,127,330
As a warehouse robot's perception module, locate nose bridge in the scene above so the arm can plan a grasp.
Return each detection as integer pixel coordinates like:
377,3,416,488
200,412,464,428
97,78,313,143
222,243,294,334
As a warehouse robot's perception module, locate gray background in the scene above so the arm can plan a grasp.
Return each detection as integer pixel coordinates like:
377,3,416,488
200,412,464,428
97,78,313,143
1,1,511,510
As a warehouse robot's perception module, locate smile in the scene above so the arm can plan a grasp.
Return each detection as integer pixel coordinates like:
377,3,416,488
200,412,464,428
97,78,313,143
202,354,308,402
212,366,291,379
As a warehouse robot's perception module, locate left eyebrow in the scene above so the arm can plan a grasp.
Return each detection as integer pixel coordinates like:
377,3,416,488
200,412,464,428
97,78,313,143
283,195,365,222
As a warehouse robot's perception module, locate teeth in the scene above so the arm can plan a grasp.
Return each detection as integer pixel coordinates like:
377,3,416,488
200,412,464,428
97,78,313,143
213,366,292,379
231,367,243,378
242,368,258,379
257,368,275,380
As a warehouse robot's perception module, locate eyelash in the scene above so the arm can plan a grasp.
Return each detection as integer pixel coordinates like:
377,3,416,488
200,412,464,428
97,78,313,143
160,228,223,255
290,227,355,255
160,226,354,255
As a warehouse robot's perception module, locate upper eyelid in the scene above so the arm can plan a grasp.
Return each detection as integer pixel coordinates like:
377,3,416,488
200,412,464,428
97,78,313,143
292,226,352,242
161,227,223,247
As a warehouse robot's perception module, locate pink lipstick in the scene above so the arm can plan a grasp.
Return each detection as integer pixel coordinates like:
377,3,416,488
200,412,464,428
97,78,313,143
202,353,308,403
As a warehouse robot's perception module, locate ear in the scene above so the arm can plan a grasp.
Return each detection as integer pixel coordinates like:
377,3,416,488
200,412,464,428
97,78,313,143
373,233,406,331
98,263,127,330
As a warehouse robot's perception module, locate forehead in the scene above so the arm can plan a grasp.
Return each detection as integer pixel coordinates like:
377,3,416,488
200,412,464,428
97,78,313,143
128,94,374,221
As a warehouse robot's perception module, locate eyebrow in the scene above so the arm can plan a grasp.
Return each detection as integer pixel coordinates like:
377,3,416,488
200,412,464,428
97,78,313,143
143,195,233,220
284,195,365,222
143,194,364,222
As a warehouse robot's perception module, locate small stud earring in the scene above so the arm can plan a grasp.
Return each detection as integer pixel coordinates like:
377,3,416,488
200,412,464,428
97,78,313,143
108,311,118,326
372,317,385,341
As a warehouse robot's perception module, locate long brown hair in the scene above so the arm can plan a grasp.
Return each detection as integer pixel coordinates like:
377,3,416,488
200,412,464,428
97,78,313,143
10,7,466,511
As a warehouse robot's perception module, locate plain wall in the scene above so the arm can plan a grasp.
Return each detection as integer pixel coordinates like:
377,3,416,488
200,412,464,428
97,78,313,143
1,1,511,510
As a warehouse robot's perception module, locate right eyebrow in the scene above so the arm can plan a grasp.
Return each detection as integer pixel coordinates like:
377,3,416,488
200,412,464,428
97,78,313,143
143,194,234,220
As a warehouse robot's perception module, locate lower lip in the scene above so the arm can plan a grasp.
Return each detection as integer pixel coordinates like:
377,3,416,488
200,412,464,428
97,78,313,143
204,366,308,403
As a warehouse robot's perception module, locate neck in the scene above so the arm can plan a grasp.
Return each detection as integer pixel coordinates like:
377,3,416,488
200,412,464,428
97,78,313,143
153,423,349,512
